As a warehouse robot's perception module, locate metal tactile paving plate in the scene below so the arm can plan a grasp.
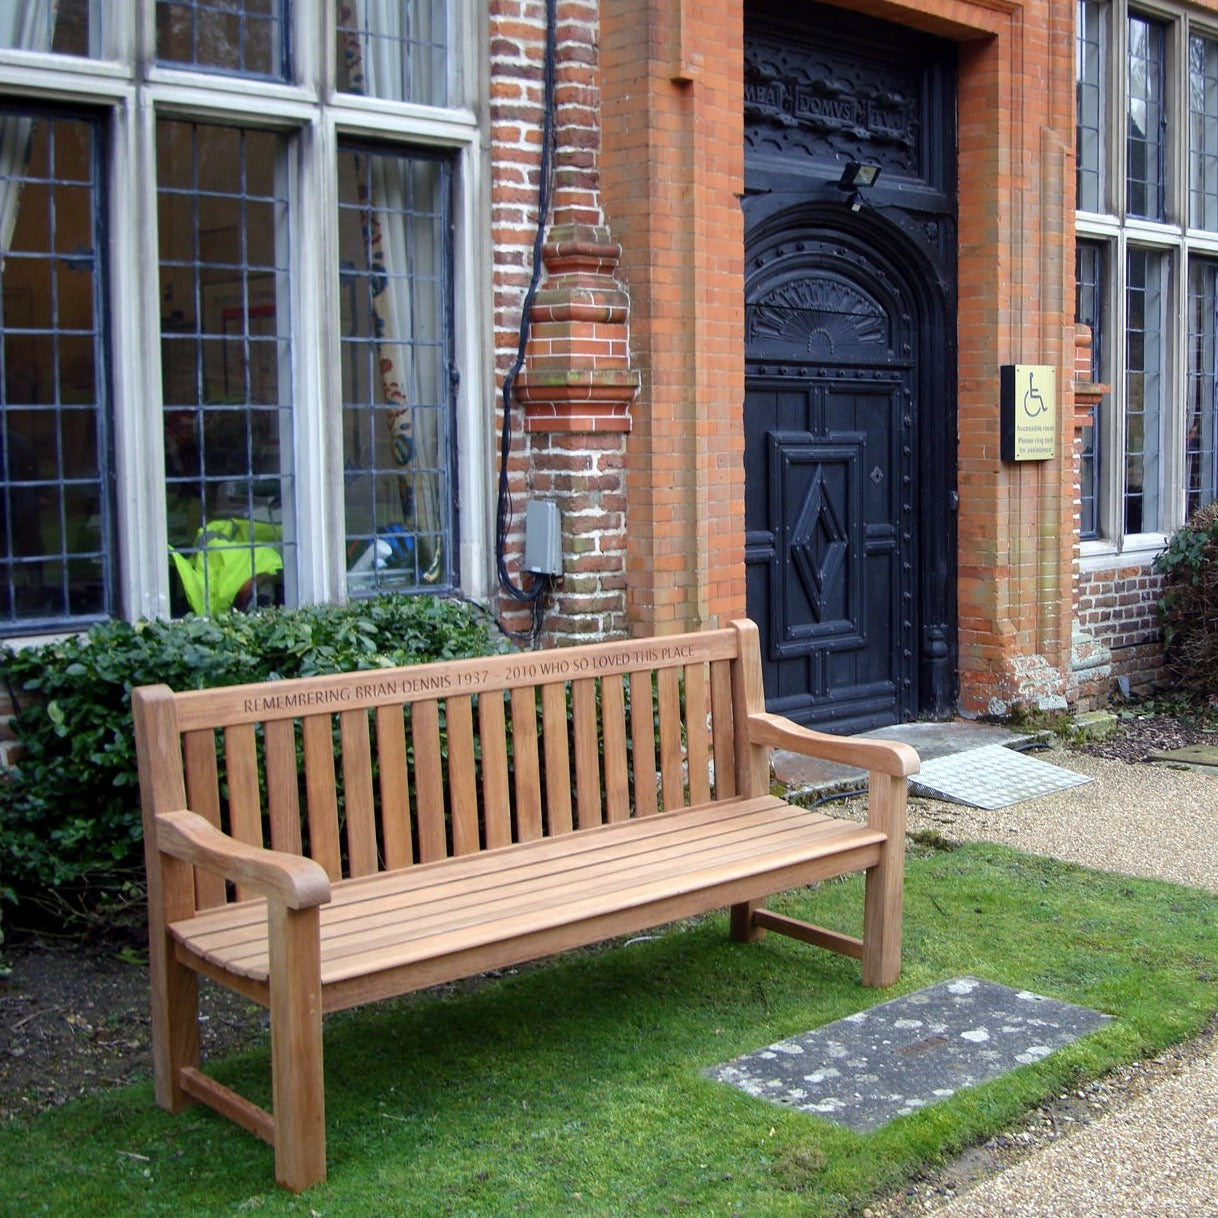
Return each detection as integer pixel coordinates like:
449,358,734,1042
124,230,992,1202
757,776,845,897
910,743,1093,810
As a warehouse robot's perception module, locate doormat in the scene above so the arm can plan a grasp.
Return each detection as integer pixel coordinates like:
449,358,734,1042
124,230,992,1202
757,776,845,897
911,743,1093,810
706,976,1112,1133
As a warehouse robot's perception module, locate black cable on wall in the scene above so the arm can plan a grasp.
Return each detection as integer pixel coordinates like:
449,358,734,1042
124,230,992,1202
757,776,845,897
496,0,558,626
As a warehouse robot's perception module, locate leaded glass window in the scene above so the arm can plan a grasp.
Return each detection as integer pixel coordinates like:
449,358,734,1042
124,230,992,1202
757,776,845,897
338,145,454,595
1128,15,1166,221
336,1,448,106
1190,34,1218,229
0,0,480,632
158,121,295,615
1077,0,1105,212
0,106,111,630
1187,258,1218,518
156,0,289,81
1124,248,1166,533
0,2,99,58
1076,241,1106,539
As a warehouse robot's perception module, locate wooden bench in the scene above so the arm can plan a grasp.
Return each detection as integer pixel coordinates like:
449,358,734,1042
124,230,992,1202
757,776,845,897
134,618,919,1191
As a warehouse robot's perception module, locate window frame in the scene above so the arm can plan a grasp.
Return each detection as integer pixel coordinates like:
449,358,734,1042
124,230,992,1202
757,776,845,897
1077,0,1218,558
0,0,490,638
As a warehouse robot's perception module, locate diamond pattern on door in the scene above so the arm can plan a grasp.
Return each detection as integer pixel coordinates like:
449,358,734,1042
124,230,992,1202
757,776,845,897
790,467,847,621
769,432,864,655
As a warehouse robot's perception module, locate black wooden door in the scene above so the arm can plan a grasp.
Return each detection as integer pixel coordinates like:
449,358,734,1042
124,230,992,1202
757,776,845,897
743,2,957,732
745,237,916,732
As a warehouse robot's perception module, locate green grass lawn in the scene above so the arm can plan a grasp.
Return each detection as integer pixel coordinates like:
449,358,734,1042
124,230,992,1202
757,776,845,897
3,841,1216,1217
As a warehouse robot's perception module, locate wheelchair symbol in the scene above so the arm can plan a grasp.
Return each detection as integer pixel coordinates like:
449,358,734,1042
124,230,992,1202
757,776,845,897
1022,371,1048,417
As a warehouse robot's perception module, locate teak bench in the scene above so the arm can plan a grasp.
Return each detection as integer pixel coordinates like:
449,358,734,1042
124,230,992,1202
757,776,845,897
134,618,919,1191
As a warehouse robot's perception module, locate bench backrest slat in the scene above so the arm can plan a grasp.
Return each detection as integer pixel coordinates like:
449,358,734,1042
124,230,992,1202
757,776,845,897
265,717,303,856
510,687,543,842
657,667,684,811
539,683,572,837
479,692,513,848
601,673,630,824
302,714,342,880
137,624,768,912
446,695,481,857
225,724,262,849
684,663,711,808
709,658,736,800
412,699,447,862
183,728,227,909
629,670,659,818
375,703,413,869
572,678,600,830
339,709,378,877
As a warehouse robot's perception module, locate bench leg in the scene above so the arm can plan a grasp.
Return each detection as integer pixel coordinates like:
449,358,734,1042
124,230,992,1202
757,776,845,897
268,904,326,1192
148,855,201,1112
729,899,766,943
861,774,907,987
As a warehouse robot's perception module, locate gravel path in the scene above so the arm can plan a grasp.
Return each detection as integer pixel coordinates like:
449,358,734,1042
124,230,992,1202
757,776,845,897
874,744,1218,1218
903,748,1218,892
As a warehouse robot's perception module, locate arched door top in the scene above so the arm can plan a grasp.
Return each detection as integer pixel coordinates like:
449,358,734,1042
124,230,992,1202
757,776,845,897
745,206,943,370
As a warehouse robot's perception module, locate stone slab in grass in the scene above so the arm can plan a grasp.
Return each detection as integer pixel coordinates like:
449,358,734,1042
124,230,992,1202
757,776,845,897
706,976,1112,1132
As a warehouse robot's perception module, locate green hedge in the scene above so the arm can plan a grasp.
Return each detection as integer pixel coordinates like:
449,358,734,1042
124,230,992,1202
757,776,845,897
0,596,505,928
1154,502,1218,700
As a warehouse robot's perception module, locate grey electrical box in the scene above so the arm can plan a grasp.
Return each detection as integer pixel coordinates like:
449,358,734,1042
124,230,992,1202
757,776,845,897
523,499,563,576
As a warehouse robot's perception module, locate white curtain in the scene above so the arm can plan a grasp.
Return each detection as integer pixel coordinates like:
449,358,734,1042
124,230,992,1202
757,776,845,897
338,0,439,104
339,0,445,581
0,2,58,257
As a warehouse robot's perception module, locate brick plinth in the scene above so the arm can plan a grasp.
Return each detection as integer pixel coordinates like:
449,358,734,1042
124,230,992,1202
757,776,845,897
516,222,640,435
524,431,630,647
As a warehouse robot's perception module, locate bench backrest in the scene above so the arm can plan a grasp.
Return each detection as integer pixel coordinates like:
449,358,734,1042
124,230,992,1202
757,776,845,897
133,620,770,910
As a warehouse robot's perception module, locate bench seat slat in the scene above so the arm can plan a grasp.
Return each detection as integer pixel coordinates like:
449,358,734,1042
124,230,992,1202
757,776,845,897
175,794,797,925
177,798,849,951
173,801,853,964
188,818,878,981
170,799,884,988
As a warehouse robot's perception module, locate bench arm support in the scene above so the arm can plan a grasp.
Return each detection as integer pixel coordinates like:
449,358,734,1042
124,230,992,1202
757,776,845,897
746,712,920,778
156,809,332,910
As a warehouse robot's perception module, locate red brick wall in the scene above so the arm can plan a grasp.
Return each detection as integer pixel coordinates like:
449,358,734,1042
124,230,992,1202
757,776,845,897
489,1,636,644
599,0,745,636
1077,563,1165,693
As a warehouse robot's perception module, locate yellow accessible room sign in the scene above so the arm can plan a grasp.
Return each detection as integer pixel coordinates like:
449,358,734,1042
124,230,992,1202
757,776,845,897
1000,364,1057,462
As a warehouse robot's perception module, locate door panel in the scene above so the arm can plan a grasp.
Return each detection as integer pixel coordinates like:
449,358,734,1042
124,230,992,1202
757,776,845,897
746,369,911,731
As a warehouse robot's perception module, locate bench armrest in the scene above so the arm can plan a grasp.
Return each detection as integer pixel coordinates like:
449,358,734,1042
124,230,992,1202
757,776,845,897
156,809,332,911
746,711,920,778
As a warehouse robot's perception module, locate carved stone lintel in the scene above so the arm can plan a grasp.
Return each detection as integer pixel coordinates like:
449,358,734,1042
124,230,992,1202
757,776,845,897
744,31,921,173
